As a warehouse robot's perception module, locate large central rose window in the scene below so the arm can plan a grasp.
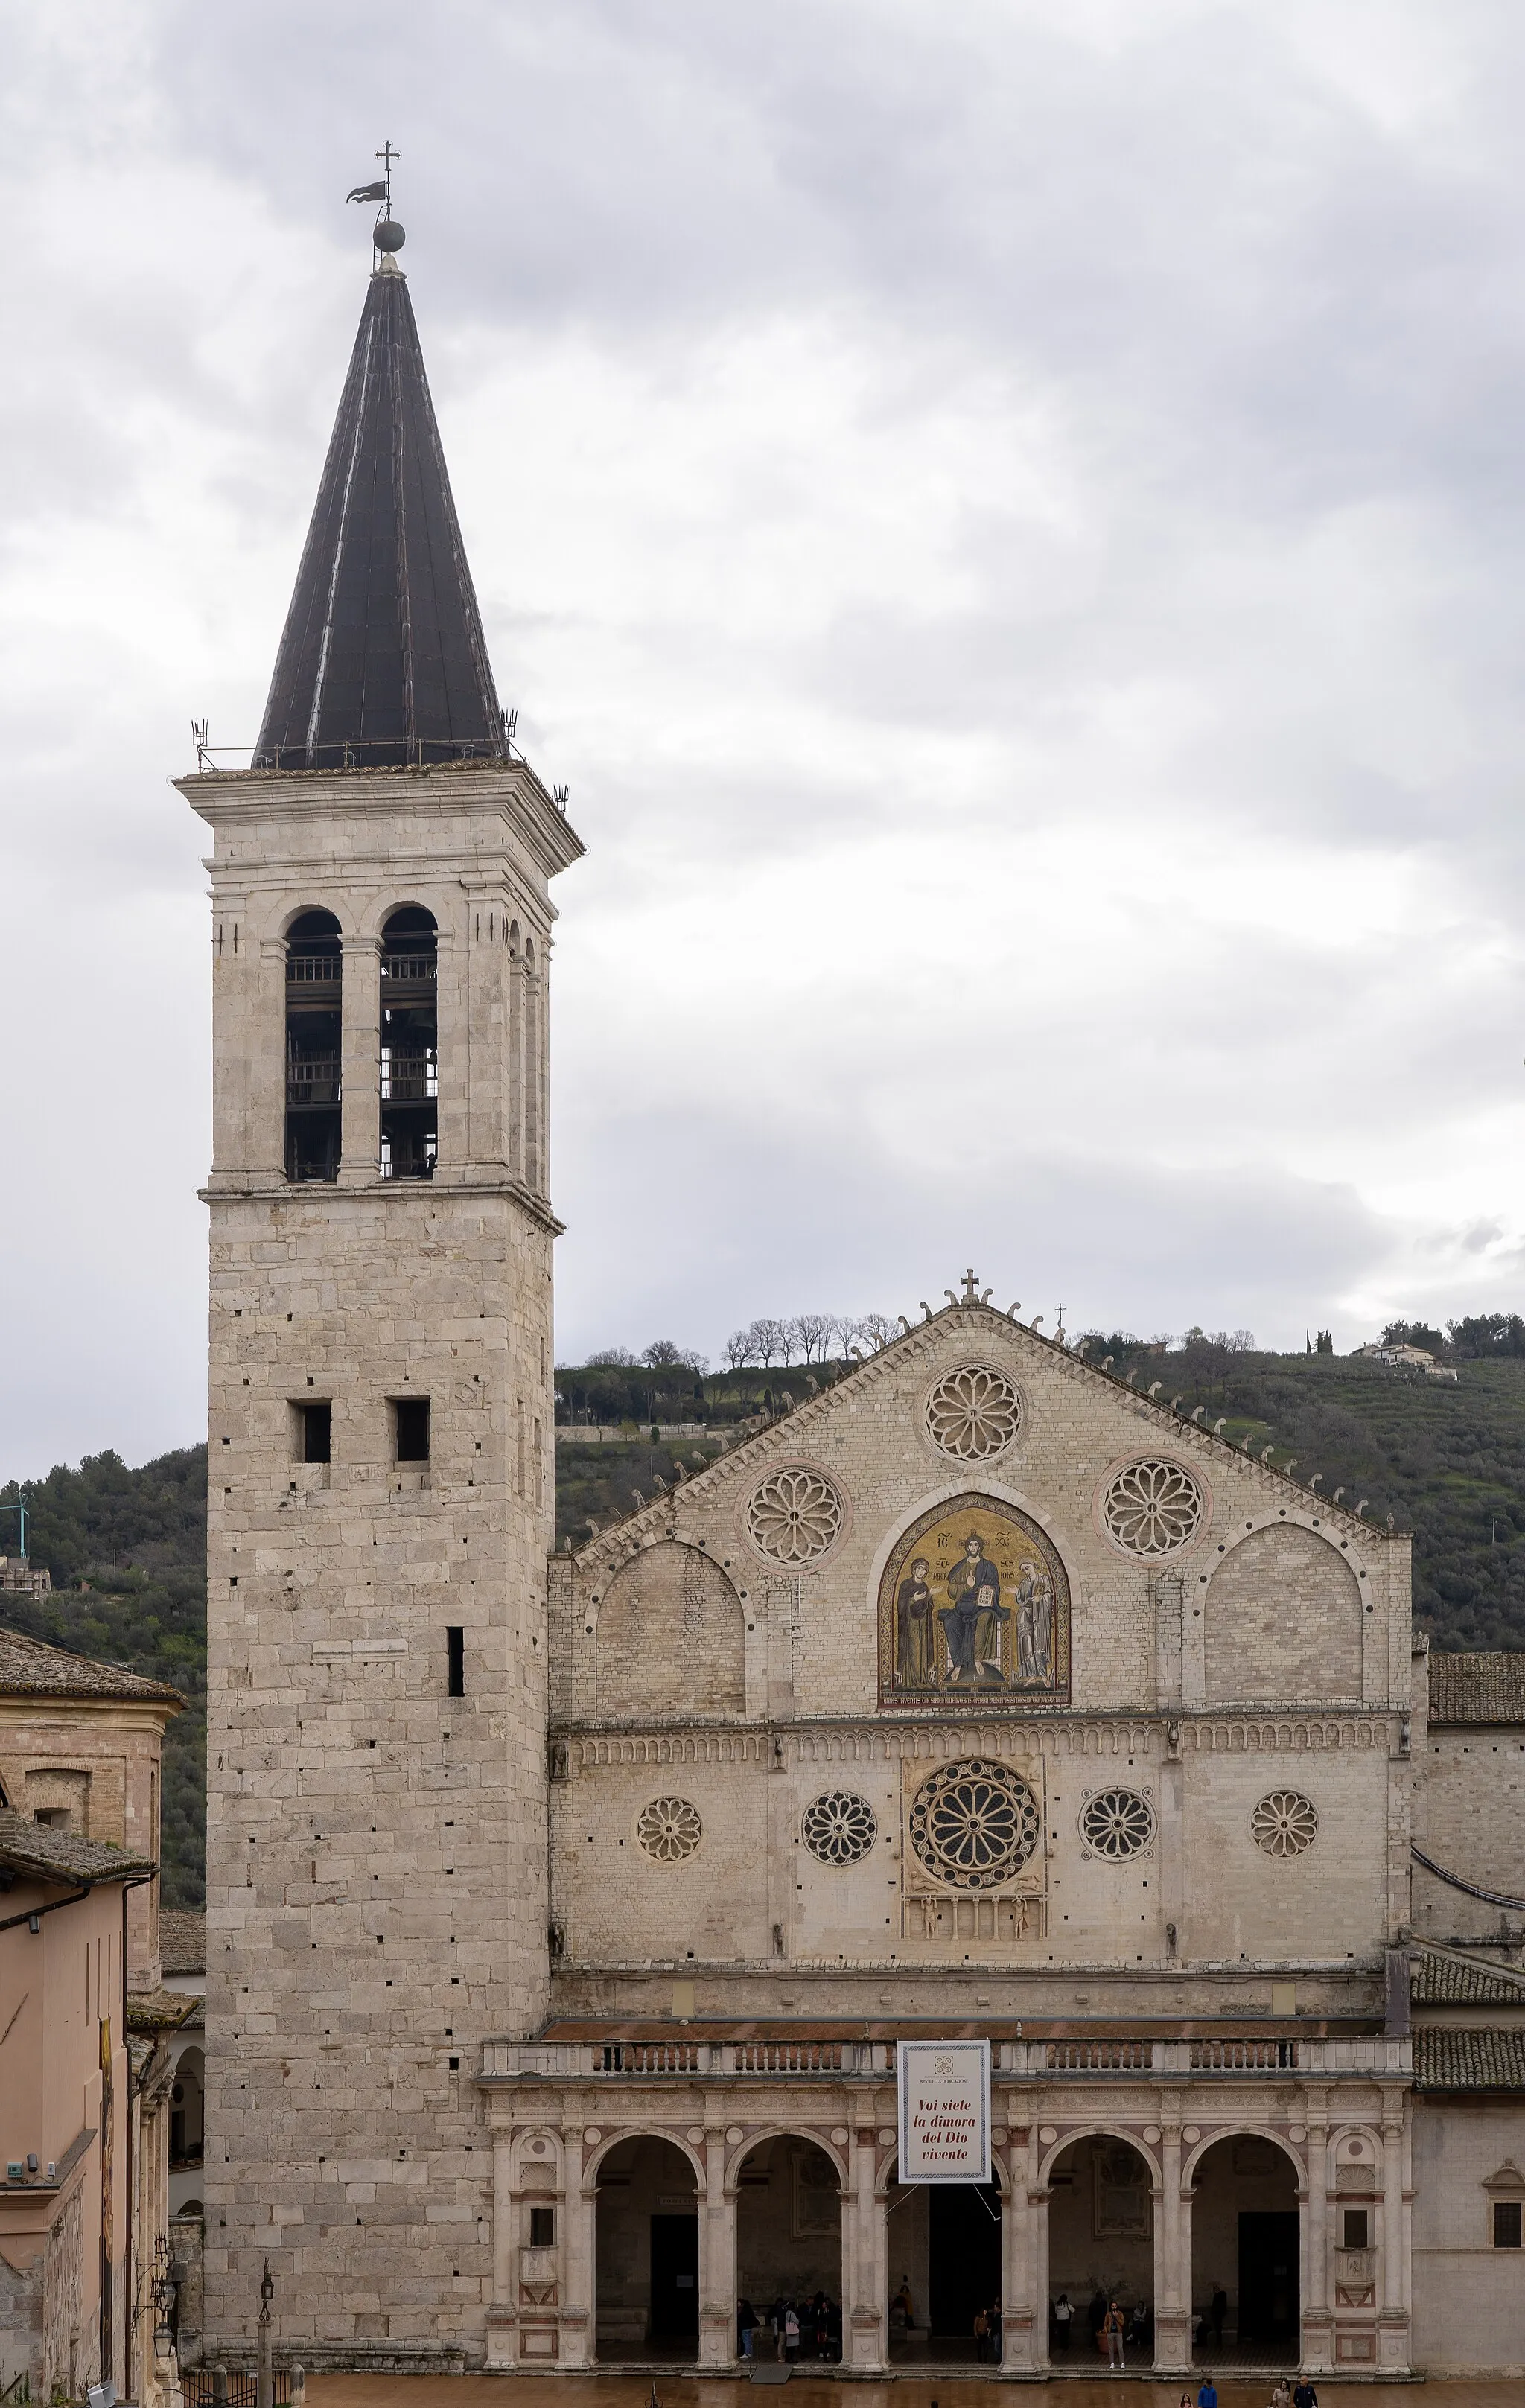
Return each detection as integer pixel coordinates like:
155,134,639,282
908,1758,1040,1891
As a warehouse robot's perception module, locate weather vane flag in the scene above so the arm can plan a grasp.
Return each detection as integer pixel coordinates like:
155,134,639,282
348,144,404,254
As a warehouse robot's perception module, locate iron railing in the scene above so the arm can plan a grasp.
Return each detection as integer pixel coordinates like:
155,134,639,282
381,1051,438,1101
286,954,340,984
381,953,436,983
286,1059,341,1105
182,2371,293,2408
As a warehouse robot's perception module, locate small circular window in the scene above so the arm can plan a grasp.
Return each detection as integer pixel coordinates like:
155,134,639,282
1080,1788,1155,1859
908,1759,1040,1891
1250,1791,1319,1858
926,1365,1022,1462
1104,1458,1205,1557
636,1796,703,1863
801,1791,877,1866
746,1467,844,1565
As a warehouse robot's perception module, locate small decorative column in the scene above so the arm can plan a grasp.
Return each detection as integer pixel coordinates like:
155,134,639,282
560,2128,596,2369
1027,2124,1051,2374
698,2124,736,2366
1154,2122,1191,2373
485,2127,516,2369
1301,2116,1331,2374
337,934,379,1183
847,2124,887,2372
1378,2097,1411,2372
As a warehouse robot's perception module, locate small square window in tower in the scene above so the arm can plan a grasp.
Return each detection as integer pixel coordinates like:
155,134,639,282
394,1398,430,1462
380,906,438,1180
295,1401,331,1464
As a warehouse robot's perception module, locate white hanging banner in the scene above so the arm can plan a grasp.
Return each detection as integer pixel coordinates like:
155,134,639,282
896,2039,991,2184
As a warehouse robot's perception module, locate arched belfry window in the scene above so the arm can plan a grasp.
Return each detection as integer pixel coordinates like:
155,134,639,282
285,909,342,1182
380,906,437,1182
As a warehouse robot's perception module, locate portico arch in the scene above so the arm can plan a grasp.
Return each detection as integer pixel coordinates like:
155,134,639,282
1045,2130,1159,2367
733,2133,844,2361
881,2153,1005,2363
1188,2130,1303,2366
593,2132,701,2362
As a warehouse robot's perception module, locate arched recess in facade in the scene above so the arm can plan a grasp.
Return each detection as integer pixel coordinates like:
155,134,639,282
590,2132,703,2363
732,2133,845,2361
879,2152,1006,2364
1043,2130,1160,2368
1185,2129,1305,2369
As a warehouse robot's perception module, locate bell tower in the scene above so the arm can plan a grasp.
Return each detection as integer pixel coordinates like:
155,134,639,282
179,206,582,2364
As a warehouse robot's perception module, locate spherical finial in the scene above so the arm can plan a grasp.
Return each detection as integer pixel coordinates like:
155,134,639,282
373,218,405,254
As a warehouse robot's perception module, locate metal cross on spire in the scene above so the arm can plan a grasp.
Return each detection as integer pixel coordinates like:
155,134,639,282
376,141,400,209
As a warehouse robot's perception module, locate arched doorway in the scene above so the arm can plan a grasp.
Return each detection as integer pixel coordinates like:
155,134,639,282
594,2135,700,2362
1046,2133,1156,2367
1191,2134,1300,2365
885,2159,1003,2363
735,2135,843,2361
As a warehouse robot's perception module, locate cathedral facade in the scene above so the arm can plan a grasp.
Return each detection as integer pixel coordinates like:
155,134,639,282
186,231,1525,2383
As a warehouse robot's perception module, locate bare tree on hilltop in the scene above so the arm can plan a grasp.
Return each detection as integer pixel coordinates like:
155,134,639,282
724,1312,894,1370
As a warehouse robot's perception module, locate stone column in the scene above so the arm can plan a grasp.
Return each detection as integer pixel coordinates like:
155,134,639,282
846,2125,887,2372
1027,2124,1051,2374
560,2128,595,2369
1301,2115,1331,2374
337,934,379,1183
999,2124,1041,2371
698,2124,736,2366
1154,2121,1191,2373
1378,2096,1410,2371
485,2130,516,2369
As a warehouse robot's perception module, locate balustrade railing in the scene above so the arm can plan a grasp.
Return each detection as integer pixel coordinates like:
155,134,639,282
380,1051,438,1101
286,1057,341,1104
1045,2039,1152,2072
287,953,340,983
381,952,436,982
480,2032,1410,2082
735,2042,844,2074
599,2042,700,2074
1190,2038,1299,2071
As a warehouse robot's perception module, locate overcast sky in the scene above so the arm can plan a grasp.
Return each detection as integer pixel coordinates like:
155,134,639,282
6,0,1525,1474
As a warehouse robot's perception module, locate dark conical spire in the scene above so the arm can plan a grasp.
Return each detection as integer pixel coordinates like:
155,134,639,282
254,259,504,770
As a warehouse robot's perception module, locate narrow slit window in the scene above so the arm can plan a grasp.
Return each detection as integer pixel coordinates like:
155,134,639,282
394,1398,430,1462
447,1626,465,1698
1496,2200,1523,2249
296,1401,331,1464
1341,2208,1368,2250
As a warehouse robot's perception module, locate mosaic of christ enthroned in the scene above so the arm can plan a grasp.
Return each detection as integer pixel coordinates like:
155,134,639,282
877,1493,1070,1710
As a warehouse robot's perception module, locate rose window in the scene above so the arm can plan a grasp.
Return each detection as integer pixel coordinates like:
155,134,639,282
746,1467,844,1564
1080,1788,1155,1859
636,1796,703,1863
1104,1458,1205,1556
1250,1791,1319,1858
801,1791,878,1866
908,1758,1040,1891
925,1365,1022,1462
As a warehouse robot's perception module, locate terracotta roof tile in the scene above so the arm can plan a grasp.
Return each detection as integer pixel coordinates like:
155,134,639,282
159,1909,206,1975
1428,1651,1525,1726
0,1624,183,1707
1415,2027,1525,2090
1411,1948,1525,2005
0,1807,155,1886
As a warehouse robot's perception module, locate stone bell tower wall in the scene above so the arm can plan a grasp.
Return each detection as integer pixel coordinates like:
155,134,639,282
182,762,579,2364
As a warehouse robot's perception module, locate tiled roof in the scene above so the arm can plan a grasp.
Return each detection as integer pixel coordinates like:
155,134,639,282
1415,2027,1525,2090
1411,1948,1525,2005
0,1625,183,1707
0,1807,154,1885
159,1909,206,1975
125,1987,201,2033
1429,1650,1525,1726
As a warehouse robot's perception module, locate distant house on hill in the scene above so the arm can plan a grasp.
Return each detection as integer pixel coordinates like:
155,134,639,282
1353,1341,1459,1382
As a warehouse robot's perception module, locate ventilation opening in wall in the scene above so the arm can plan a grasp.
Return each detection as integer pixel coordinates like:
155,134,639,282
295,1401,332,1464
395,1398,431,1462
285,908,343,1184
447,1625,465,1697
380,905,437,1180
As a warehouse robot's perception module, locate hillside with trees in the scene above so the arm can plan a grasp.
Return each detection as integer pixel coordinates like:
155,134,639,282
7,1310,1525,1902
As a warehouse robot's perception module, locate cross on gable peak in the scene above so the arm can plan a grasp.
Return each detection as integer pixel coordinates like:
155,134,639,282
961,1268,981,1303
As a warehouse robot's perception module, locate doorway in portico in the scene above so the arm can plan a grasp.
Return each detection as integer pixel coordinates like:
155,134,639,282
885,2162,1002,2363
594,2134,699,2361
1191,2134,1299,2365
1046,2134,1156,2368
735,2135,844,2360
